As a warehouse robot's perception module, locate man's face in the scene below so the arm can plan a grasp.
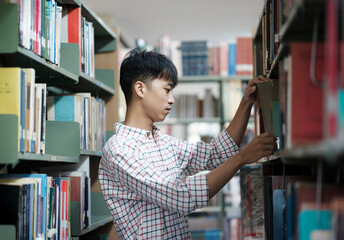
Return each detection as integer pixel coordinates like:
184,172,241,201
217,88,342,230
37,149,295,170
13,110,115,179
142,78,175,122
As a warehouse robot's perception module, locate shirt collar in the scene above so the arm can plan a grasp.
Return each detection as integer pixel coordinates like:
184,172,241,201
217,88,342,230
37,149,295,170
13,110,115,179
114,122,160,141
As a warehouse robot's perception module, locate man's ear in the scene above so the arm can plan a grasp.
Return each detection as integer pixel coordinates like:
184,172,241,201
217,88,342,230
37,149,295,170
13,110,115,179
134,81,145,98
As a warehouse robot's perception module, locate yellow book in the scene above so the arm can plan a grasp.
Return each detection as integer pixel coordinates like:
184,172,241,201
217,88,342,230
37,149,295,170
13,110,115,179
0,67,22,151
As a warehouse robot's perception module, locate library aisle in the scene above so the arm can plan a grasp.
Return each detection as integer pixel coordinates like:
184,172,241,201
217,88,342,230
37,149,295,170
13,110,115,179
0,0,343,240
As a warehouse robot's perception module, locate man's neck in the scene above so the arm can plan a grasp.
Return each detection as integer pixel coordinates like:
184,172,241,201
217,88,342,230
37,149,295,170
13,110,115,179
124,105,153,131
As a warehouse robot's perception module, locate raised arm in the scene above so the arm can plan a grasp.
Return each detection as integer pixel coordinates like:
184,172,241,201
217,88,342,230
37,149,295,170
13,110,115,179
226,75,267,146
207,75,277,199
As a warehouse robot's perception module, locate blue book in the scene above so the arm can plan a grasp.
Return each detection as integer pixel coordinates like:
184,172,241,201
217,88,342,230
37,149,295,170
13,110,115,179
228,43,237,75
47,96,77,121
298,209,331,240
273,189,286,240
339,89,344,129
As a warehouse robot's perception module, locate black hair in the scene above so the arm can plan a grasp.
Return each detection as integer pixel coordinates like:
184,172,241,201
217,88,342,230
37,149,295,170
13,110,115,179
120,48,178,104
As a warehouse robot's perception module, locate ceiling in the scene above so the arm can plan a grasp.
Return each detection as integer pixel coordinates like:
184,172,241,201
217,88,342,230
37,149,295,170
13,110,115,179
82,0,265,48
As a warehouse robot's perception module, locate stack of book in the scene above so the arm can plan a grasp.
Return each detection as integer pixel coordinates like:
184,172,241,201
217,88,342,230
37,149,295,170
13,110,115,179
0,67,46,154
0,171,90,240
47,94,106,153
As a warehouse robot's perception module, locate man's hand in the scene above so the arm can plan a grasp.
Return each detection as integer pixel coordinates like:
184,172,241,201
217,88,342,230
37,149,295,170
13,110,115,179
243,75,269,105
238,132,277,165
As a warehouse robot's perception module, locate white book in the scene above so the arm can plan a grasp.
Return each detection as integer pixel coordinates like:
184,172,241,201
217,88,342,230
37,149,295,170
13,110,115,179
50,0,56,63
22,68,35,153
40,83,46,154
34,83,46,154
55,6,62,66
60,7,69,43
89,22,95,78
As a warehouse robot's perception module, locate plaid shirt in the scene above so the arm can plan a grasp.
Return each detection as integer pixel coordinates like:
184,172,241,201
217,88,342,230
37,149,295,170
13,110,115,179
98,122,240,239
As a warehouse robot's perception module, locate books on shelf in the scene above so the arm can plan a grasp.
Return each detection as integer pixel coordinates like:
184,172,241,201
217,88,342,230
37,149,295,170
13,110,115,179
166,88,219,120
16,0,63,64
286,182,344,240
0,171,91,240
0,174,48,240
47,94,106,152
0,67,46,153
181,41,208,76
223,79,245,121
240,165,264,239
169,38,253,78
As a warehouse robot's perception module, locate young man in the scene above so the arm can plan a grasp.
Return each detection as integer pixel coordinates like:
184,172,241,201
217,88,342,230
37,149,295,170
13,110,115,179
99,49,276,239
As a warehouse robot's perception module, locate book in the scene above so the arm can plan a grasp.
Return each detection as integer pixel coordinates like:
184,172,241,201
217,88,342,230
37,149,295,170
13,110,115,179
299,208,331,240
223,79,243,121
273,189,285,240
181,41,208,76
240,165,264,238
0,183,26,239
219,41,228,76
257,80,273,134
340,42,344,141
49,0,56,63
34,83,47,154
287,42,325,148
228,43,236,76
61,7,81,69
47,94,85,148
0,67,25,151
256,79,281,145
170,40,183,77
236,37,253,76
55,6,62,65
22,68,35,153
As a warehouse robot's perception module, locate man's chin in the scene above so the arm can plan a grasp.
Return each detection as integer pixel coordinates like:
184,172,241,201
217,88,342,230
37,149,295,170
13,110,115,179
154,115,167,123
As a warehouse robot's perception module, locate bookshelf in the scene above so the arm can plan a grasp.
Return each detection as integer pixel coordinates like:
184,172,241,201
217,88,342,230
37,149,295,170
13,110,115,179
0,0,119,239
246,0,344,239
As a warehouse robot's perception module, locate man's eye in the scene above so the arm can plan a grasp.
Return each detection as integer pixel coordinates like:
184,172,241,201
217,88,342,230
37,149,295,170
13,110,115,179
165,88,171,93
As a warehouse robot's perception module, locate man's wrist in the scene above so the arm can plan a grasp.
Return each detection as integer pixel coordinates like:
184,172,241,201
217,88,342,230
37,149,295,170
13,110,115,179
235,152,246,168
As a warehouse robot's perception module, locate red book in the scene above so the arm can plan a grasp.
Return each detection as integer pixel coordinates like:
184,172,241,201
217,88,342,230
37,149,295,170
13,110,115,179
35,0,41,55
60,179,69,240
67,7,81,69
69,176,80,202
289,42,324,147
236,37,253,76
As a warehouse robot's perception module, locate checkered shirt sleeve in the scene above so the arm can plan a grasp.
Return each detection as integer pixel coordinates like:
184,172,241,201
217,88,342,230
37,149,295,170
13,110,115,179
173,129,240,176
